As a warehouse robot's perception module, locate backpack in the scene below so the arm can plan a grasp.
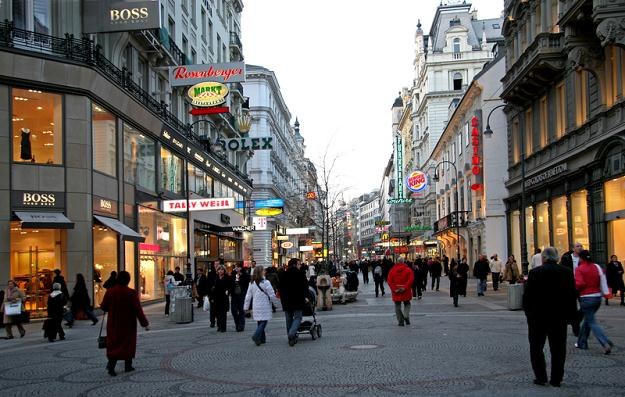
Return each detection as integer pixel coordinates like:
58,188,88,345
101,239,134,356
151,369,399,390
374,266,382,275
166,277,175,291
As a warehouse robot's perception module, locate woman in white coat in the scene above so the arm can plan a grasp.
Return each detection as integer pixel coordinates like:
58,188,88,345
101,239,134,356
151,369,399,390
244,266,280,346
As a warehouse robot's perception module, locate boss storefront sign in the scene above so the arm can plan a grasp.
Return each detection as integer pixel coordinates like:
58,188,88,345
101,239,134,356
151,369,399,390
12,191,64,209
83,0,160,34
93,196,118,216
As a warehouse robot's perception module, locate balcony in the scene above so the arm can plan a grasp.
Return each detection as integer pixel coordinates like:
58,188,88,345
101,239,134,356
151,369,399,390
230,32,243,59
501,32,566,104
154,28,187,66
433,211,468,234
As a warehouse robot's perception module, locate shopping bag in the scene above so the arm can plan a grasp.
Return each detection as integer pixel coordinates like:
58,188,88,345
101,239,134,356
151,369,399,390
4,301,21,316
202,295,210,312
97,313,107,349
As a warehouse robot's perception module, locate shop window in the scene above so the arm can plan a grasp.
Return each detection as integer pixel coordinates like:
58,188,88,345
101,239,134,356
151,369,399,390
510,210,521,265
124,124,156,191
571,190,589,247
551,196,569,256
539,96,548,147
93,224,118,307
10,221,65,317
524,109,533,156
160,147,184,194
608,219,625,263
604,176,625,213
12,0,51,34
92,103,116,176
219,237,239,261
12,88,63,165
512,116,520,163
525,206,535,260
125,241,136,287
536,202,549,250
555,81,566,138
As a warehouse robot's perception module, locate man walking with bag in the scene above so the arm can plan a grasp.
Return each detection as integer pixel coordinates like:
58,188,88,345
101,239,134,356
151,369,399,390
278,258,309,346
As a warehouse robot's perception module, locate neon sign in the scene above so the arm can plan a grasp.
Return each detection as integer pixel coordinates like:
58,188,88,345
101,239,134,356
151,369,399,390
471,116,482,191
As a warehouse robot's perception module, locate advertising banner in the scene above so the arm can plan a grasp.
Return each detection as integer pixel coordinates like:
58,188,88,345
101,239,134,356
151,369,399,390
169,62,246,86
83,0,160,34
162,198,235,212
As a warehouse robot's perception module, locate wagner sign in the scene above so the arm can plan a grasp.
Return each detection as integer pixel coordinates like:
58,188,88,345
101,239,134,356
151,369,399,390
188,82,229,107
83,0,160,34
169,62,245,86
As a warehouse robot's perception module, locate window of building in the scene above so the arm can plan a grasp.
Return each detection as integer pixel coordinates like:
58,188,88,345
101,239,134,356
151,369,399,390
571,190,589,248
92,103,116,176
123,123,156,191
160,147,184,194
551,196,569,256
453,38,460,53
555,81,566,138
93,224,118,307
539,96,548,147
536,202,549,250
605,175,625,213
188,164,213,197
524,109,533,156
217,34,222,61
550,0,560,33
453,72,463,90
510,210,521,264
464,122,470,147
12,0,51,34
525,206,535,260
12,88,63,165
535,2,542,34
208,20,214,53
168,17,175,38
575,70,589,126
607,46,624,106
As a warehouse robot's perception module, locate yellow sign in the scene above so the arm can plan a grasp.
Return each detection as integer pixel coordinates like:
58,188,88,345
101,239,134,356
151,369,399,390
255,207,283,216
187,82,229,107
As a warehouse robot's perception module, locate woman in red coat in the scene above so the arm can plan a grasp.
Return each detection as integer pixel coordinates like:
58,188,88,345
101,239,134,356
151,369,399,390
101,271,149,376
387,260,415,326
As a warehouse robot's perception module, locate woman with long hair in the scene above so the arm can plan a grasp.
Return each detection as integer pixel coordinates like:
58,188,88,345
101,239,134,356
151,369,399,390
66,273,98,327
244,266,280,345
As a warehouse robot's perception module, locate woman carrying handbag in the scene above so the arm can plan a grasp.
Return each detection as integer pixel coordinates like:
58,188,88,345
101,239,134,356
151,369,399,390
4,280,26,338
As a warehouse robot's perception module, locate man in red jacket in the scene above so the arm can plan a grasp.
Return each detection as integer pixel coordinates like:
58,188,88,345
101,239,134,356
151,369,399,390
387,260,415,326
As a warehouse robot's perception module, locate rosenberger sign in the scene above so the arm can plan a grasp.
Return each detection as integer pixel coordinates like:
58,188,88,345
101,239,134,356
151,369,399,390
169,62,246,87
162,198,235,213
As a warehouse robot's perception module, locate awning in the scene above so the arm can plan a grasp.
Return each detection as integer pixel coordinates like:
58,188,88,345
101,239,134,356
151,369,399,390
15,211,74,229
94,215,145,242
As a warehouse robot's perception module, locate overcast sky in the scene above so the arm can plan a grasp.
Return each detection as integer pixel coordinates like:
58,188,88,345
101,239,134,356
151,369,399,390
242,0,503,201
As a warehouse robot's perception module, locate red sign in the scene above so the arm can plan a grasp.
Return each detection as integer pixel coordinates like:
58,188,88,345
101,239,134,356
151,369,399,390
471,116,482,190
190,107,229,115
394,246,409,254
139,243,160,252
306,191,317,200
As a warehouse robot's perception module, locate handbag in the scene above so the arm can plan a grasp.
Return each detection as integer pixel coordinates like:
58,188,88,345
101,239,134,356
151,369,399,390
97,313,107,349
4,301,21,316
202,295,210,312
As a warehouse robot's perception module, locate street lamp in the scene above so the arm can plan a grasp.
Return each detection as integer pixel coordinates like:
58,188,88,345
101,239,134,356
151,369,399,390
483,104,529,274
432,160,461,269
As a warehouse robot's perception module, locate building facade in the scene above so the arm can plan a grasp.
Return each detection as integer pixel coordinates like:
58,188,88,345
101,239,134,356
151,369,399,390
0,0,252,316
502,0,625,268
357,192,380,259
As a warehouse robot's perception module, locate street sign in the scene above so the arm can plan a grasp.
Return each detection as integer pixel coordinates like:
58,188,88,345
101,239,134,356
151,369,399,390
387,198,413,204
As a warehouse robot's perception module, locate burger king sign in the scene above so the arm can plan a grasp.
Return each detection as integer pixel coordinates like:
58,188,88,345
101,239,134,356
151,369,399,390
406,170,428,193
188,81,229,107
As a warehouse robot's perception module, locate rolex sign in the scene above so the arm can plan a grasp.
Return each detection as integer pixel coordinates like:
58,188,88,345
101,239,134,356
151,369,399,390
83,0,160,34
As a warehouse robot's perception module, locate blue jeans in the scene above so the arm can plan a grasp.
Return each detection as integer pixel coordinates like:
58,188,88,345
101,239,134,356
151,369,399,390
285,310,303,339
578,296,611,348
253,320,267,343
477,279,487,295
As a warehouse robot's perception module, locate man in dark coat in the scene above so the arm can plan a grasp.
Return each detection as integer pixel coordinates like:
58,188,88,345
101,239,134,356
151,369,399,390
473,255,490,296
523,247,577,387
46,283,66,342
230,263,250,331
101,271,149,377
206,262,217,327
278,258,309,346
430,258,443,291
173,266,185,284
360,261,370,284
52,269,70,300
194,268,210,309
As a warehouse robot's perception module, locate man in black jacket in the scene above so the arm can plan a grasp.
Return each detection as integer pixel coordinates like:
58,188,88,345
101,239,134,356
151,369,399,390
473,255,490,296
523,247,577,387
430,258,443,291
194,268,210,309
230,263,250,332
278,258,309,346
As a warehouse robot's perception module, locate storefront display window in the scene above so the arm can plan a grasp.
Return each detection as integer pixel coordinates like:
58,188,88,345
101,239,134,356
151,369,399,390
160,147,184,194
124,124,156,191
219,237,239,261
604,176,625,213
608,219,625,263
188,164,213,197
92,103,116,176
571,190,589,247
536,202,549,250
551,196,569,256
93,224,118,307
510,210,521,264
525,206,535,259
125,241,136,285
10,221,66,317
12,88,63,165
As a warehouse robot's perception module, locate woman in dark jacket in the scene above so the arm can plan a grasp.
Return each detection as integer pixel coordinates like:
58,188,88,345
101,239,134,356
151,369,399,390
457,258,469,297
103,271,118,289
101,271,149,376
448,259,461,307
212,265,232,332
66,273,98,327
606,255,625,306
46,282,66,342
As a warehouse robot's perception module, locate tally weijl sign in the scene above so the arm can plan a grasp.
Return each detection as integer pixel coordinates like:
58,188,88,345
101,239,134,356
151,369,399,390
162,198,235,213
83,0,161,34
170,63,246,86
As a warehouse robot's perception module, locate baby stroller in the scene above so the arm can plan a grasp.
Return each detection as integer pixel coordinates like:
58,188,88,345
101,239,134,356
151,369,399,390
297,286,322,340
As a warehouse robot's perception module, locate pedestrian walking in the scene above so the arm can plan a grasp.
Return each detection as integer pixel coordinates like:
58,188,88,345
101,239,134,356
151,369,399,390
65,273,98,327
430,257,442,291
503,255,519,284
575,250,614,354
231,263,250,332
457,258,469,297
163,270,178,316
103,271,117,289
3,280,26,339
449,259,462,307
442,255,449,276
212,265,232,332
489,254,503,291
523,247,577,387
473,255,490,296
530,248,543,270
560,242,583,272
278,258,309,346
387,260,414,326
52,269,70,300
206,262,218,326
244,266,281,346
45,283,66,342
101,271,149,376
194,267,210,309
606,255,625,306
373,262,385,297
360,261,370,285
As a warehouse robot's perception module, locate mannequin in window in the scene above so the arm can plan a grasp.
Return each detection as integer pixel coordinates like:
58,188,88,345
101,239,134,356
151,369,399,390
20,128,32,160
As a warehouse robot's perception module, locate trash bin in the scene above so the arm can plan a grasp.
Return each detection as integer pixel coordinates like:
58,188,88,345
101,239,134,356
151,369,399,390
507,283,524,310
170,286,194,323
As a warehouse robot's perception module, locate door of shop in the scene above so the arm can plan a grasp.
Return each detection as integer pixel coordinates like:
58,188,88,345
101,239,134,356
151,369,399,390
13,246,55,318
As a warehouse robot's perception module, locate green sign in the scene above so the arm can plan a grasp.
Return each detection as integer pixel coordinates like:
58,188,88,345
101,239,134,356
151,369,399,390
387,198,413,204
404,225,432,232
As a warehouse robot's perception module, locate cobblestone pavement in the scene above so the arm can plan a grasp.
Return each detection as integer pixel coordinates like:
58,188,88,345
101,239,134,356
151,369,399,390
1,276,624,397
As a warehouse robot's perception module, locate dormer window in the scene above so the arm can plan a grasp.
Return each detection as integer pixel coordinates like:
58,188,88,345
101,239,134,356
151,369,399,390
453,38,461,53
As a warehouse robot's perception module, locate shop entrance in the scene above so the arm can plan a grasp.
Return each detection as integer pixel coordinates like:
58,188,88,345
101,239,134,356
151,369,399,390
608,219,625,262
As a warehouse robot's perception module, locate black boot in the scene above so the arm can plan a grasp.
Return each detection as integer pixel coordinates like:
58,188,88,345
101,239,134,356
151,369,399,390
125,359,135,373
107,359,117,376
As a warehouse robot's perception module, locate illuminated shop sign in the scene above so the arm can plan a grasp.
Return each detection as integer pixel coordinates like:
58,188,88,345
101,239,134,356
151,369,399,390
306,191,317,200
255,207,283,216
253,217,267,230
12,191,64,209
281,242,294,249
406,170,428,192
188,82,229,107
83,0,160,34
93,196,118,216
162,197,235,212
286,228,309,235
471,116,482,191
299,246,314,252
169,62,246,86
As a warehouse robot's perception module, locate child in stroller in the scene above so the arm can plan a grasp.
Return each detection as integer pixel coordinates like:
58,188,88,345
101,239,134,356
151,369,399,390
297,286,322,340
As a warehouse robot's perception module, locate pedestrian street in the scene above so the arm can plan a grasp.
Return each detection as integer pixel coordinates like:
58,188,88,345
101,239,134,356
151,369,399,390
1,276,624,397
